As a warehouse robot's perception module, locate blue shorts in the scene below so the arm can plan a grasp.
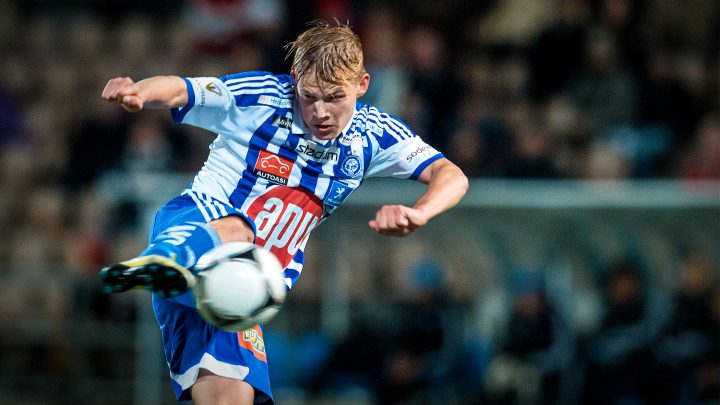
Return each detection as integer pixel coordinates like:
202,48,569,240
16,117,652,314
148,191,273,403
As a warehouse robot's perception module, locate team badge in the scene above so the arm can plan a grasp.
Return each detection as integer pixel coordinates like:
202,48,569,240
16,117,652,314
340,155,362,177
324,180,354,207
254,150,294,185
205,82,221,96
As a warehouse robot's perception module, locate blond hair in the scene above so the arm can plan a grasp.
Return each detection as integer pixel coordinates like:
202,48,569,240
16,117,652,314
285,20,365,86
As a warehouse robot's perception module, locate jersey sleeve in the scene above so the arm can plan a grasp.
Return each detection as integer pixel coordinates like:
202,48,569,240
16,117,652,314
170,76,236,131
363,112,444,180
170,72,292,136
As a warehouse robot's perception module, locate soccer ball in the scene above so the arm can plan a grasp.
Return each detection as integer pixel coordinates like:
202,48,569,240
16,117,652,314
193,242,287,332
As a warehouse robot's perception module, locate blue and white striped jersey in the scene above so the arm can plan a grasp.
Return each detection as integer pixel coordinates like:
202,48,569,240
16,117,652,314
171,71,442,288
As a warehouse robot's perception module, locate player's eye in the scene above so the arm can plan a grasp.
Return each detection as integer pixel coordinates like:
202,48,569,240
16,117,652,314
301,93,317,102
325,93,344,103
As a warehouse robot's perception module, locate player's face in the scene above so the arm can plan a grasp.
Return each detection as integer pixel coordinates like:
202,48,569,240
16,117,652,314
294,71,370,140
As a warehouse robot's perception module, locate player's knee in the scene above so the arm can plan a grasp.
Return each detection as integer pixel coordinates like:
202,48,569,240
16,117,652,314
209,215,254,244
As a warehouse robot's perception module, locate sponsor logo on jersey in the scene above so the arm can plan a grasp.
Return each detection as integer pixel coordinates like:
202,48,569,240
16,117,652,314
296,139,340,162
356,120,383,137
258,95,293,109
245,187,323,267
406,144,431,162
255,150,293,185
205,82,221,96
193,78,208,107
341,155,362,177
238,325,267,362
339,131,362,145
271,114,293,130
324,180,353,207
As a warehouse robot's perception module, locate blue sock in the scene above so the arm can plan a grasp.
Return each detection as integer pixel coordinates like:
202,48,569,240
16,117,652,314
141,221,221,270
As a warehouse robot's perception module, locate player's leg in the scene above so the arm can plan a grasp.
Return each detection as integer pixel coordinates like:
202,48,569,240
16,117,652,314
153,299,275,403
191,369,255,405
208,215,254,244
98,219,219,297
99,192,254,298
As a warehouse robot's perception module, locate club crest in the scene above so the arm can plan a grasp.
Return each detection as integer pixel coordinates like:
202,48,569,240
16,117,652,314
340,155,362,177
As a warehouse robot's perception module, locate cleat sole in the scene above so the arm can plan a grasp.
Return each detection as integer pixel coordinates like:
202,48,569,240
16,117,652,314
98,256,195,298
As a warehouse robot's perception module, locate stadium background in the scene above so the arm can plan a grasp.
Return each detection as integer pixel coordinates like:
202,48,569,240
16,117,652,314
0,0,718,404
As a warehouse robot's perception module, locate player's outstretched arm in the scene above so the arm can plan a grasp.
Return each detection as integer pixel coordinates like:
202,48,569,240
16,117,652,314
101,75,188,112
369,158,468,237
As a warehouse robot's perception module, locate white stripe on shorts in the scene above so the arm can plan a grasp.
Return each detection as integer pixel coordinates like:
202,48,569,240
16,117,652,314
169,352,250,391
183,190,234,223
184,191,212,222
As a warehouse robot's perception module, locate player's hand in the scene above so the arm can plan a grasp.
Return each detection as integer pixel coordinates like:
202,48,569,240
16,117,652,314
368,204,428,237
101,77,144,112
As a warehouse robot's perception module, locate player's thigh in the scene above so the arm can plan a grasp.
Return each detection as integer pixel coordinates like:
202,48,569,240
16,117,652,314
208,215,254,243
191,368,255,405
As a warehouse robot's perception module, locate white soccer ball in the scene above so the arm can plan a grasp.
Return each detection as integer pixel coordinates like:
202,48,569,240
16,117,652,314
193,242,287,332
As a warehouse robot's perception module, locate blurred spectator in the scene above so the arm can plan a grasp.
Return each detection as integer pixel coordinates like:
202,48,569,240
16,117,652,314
308,258,453,404
402,25,460,152
681,114,720,180
183,0,287,69
652,250,719,403
505,105,559,179
580,258,669,404
526,0,588,102
564,27,639,138
445,89,513,177
0,84,28,151
698,285,720,400
483,269,574,405
359,7,411,116
637,48,700,151
543,96,593,178
62,102,130,190
591,0,650,76
472,0,555,48
120,111,191,174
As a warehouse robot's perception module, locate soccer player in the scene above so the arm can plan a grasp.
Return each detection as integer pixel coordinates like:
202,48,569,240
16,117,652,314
99,20,468,405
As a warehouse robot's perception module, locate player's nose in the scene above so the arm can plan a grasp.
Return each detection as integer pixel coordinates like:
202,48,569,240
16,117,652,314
313,101,329,119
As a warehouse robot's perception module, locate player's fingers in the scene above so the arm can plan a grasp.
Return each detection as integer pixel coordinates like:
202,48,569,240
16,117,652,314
369,217,396,235
396,213,409,227
121,95,143,112
101,85,118,101
375,210,390,230
102,77,136,101
101,78,123,100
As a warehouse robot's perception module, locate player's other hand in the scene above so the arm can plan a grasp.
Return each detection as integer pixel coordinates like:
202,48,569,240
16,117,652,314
102,77,144,112
369,204,428,237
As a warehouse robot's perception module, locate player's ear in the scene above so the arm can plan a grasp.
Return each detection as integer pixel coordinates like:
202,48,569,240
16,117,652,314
356,73,370,98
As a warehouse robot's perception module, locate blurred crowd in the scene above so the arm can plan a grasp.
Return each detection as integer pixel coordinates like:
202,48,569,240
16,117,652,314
294,252,720,404
0,0,718,403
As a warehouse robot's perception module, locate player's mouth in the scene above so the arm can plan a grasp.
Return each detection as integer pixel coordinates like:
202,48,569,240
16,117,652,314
314,124,336,138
